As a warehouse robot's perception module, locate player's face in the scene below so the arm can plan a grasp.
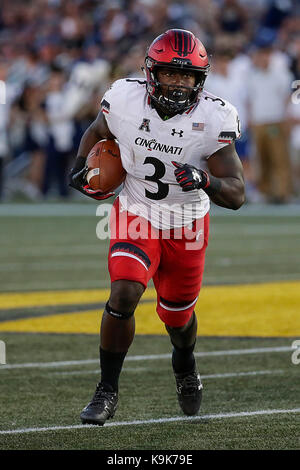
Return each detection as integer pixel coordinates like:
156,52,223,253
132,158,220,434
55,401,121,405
155,67,196,111
157,67,196,92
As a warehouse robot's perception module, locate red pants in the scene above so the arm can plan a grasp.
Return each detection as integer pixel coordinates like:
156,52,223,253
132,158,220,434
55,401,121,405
108,198,209,327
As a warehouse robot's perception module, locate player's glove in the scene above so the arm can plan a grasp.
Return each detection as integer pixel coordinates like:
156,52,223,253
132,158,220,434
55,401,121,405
69,156,114,200
172,161,210,192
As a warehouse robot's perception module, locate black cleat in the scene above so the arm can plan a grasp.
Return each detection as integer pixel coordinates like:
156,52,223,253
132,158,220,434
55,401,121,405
80,382,118,426
175,370,203,416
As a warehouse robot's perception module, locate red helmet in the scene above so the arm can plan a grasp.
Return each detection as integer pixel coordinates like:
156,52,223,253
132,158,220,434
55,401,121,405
144,29,210,114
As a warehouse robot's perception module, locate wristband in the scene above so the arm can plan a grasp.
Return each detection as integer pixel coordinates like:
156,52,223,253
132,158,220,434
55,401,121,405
202,174,222,196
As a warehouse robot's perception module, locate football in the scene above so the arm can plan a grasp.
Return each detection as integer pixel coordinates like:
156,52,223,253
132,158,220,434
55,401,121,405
86,139,126,193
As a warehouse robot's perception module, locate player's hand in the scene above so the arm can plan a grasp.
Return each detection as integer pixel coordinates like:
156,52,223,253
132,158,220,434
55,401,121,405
69,157,114,200
82,184,115,200
172,161,210,192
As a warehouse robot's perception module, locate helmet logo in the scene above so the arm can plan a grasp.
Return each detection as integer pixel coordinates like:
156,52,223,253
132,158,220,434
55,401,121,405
173,30,194,57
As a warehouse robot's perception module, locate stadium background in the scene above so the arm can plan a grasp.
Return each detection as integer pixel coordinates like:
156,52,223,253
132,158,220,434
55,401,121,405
0,0,299,451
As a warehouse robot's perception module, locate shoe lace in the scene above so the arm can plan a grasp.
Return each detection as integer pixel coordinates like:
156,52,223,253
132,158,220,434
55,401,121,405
90,383,116,407
177,373,201,396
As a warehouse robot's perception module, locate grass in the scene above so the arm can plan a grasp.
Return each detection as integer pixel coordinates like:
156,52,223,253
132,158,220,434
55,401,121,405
0,202,299,450
0,207,300,293
0,334,299,450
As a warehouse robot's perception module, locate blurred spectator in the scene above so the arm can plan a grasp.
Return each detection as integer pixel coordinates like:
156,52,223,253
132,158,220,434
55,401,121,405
287,97,300,198
8,83,47,199
216,0,250,35
42,66,75,198
287,51,300,197
41,59,111,198
0,0,300,202
260,0,293,30
247,41,293,203
205,42,253,197
114,43,147,79
0,62,10,200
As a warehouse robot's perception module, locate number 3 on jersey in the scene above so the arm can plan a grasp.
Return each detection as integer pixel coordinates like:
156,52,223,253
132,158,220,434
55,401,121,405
143,156,169,200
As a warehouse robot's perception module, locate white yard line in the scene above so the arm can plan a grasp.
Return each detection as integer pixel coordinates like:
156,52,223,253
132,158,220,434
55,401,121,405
51,366,149,375
0,346,294,370
201,369,284,379
51,368,284,378
0,408,299,435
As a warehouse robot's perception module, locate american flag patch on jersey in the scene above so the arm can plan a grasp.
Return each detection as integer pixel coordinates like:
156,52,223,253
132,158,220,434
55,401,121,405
192,122,204,131
100,99,110,114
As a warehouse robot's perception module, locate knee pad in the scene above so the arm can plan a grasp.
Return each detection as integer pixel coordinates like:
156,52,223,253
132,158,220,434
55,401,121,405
105,302,135,320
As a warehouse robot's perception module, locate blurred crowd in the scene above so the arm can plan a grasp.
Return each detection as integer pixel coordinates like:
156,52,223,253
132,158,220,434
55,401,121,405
0,0,300,203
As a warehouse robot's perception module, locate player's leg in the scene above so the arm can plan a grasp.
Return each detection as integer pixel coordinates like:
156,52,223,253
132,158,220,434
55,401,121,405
154,213,209,415
80,198,160,425
165,310,198,375
80,279,144,426
165,311,202,416
99,279,144,390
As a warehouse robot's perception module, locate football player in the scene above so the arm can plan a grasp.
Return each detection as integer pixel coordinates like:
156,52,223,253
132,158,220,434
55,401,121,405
70,29,245,425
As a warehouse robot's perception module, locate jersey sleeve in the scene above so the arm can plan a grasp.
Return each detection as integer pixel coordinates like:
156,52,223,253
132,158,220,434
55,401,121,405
206,104,241,158
99,79,127,140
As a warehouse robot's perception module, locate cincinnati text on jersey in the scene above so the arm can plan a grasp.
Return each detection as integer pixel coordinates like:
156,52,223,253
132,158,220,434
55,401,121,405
135,137,183,155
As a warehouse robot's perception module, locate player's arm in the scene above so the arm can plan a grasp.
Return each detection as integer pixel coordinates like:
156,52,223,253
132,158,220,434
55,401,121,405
205,143,245,209
172,143,245,210
77,111,115,162
69,111,115,199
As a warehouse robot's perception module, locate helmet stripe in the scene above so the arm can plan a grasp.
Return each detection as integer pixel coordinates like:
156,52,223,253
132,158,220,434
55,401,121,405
177,30,182,55
182,30,187,56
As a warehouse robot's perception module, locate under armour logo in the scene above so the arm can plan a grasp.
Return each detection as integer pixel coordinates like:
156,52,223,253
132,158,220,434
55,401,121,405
171,129,184,137
192,169,201,183
139,118,150,132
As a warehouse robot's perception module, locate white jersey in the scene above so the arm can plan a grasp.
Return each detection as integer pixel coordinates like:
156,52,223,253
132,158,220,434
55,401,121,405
101,78,240,229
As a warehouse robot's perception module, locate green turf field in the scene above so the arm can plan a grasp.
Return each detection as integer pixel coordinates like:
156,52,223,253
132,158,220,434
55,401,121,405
0,334,299,450
0,203,300,292
0,202,299,450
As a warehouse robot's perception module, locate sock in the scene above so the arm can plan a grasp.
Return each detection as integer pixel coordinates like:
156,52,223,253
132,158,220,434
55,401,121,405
172,342,196,375
100,347,127,392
